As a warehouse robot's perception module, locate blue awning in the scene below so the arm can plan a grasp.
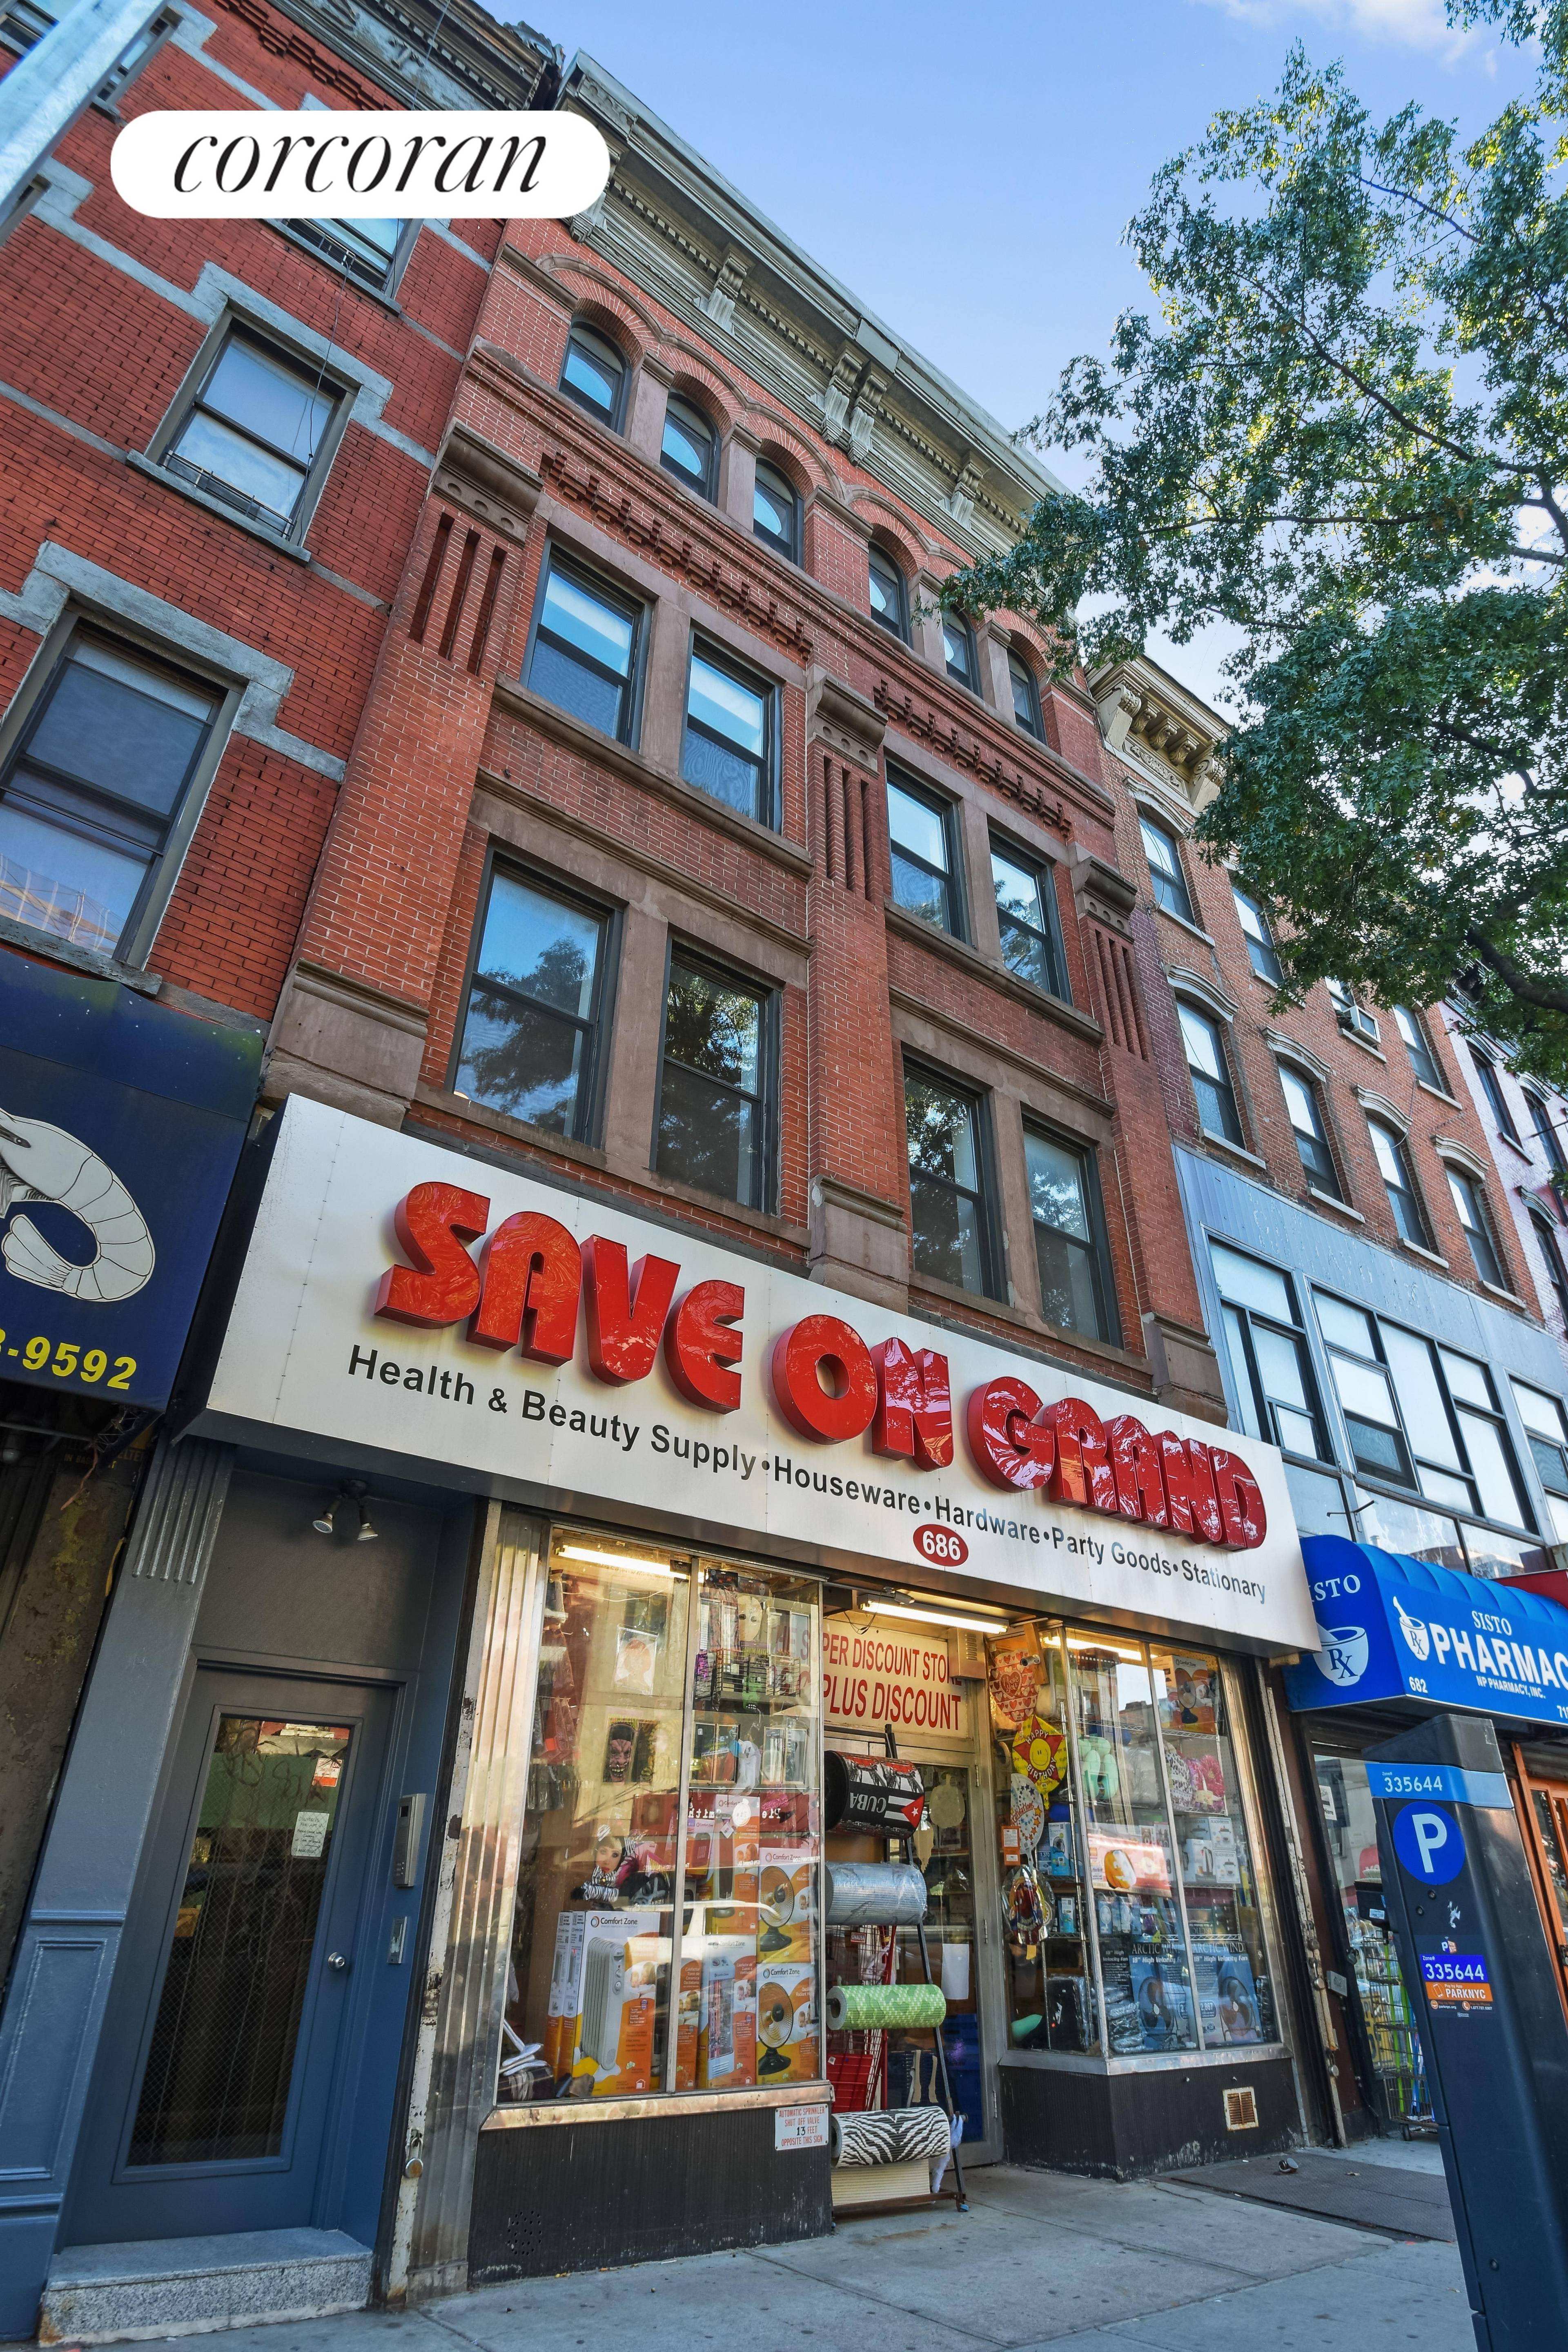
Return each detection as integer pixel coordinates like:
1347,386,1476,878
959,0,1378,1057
1283,1534,1568,1727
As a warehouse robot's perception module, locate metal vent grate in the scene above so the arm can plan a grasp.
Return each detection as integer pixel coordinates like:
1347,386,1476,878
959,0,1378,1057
1223,2085,1259,2131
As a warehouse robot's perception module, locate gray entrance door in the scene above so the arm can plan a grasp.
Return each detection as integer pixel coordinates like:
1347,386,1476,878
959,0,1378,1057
66,1668,395,2246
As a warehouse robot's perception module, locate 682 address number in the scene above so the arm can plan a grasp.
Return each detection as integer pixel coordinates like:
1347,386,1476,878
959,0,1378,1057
1,1330,137,1388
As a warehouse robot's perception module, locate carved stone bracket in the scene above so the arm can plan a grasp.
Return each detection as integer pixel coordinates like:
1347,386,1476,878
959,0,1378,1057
704,244,751,331
808,670,886,769
1071,851,1138,937
432,423,542,542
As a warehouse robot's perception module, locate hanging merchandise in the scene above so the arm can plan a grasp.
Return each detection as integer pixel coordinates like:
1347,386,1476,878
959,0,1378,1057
1009,1715,1068,1802
824,1752,927,1837
1010,1775,1045,1857
1002,1857,1046,1947
824,1861,929,1927
826,1980,948,2031
987,1633,1043,1728
1078,1731,1120,1802
829,2104,953,2168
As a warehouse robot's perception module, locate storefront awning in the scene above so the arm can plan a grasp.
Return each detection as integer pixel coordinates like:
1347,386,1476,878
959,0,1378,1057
1284,1533,1568,1726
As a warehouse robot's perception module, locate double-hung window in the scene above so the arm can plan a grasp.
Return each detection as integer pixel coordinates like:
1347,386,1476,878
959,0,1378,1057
1471,1048,1521,1145
1140,815,1194,923
661,396,717,500
1211,1244,1329,1461
0,632,221,960
1530,1211,1568,1328
1278,1064,1340,1197
453,867,609,1138
888,770,961,935
528,554,641,742
1232,883,1282,984
1448,1164,1505,1288
559,322,627,428
1526,1091,1565,1170
655,954,771,1210
991,840,1067,999
1026,1129,1117,1341
869,547,909,641
1008,651,1044,739
904,1067,994,1296
942,615,979,692
1178,1002,1243,1146
682,645,775,827
161,328,341,540
1511,1380,1568,1544
289,213,406,293
1393,1006,1441,1090
1368,1120,1429,1248
753,461,800,563
1316,1294,1530,1532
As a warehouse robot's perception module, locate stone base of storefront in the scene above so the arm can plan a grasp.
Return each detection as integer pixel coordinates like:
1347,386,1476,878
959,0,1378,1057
999,2048,1299,2178
468,2090,833,2281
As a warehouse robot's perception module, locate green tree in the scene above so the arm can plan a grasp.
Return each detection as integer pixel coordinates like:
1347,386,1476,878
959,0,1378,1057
949,3,1568,1086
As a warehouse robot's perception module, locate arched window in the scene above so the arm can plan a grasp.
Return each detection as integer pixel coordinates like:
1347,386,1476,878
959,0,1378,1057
660,395,717,500
1278,1064,1341,1198
1232,882,1282,984
1008,648,1043,739
752,459,800,562
869,544,909,641
942,612,978,692
1470,1045,1521,1144
559,322,626,430
1392,1005,1441,1090
1368,1120,1428,1249
1446,1163,1505,1288
1530,1209,1568,1326
1178,1001,1243,1146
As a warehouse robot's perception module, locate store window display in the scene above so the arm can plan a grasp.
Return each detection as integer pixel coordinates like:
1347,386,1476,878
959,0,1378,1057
988,1624,1278,2056
501,1527,822,2100
1308,1745,1431,2129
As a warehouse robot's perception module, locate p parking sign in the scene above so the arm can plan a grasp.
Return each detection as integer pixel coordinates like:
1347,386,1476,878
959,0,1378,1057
1392,1801,1466,1886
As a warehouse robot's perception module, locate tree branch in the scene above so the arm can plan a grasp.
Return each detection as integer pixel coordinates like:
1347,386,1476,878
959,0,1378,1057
1465,925,1568,1018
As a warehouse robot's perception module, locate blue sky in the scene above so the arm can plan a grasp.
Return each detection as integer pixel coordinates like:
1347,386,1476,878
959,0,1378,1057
541,0,1536,699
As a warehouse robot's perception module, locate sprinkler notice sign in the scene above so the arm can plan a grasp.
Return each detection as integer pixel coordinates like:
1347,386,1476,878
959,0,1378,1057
110,109,610,219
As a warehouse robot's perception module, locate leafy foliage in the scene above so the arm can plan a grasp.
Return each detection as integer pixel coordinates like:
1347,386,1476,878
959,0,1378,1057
948,7,1568,1085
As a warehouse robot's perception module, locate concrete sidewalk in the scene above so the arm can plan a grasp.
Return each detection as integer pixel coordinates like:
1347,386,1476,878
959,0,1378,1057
82,2154,1474,2352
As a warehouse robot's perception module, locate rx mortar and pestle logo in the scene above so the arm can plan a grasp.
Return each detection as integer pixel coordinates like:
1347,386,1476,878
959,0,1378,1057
110,109,610,223
1310,1563,1369,1686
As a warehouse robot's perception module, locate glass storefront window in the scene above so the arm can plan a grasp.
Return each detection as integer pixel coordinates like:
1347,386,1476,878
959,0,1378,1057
1069,1636,1198,2055
989,1624,1278,2060
1310,1747,1431,2129
501,1528,821,2101
1151,1646,1277,2047
987,1629,1099,2054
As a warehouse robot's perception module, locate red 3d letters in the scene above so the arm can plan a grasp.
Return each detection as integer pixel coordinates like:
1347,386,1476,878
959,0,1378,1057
771,1316,877,1443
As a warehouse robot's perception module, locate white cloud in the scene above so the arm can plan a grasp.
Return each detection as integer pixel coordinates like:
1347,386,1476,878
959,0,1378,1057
1191,0,1478,53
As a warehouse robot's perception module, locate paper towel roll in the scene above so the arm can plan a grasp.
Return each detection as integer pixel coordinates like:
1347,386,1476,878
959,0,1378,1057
826,1980,947,2031
825,1862,928,1926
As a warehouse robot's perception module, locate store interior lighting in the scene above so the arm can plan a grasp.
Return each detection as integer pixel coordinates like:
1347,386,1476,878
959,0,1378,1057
865,1599,1010,1635
1063,1633,1145,1664
557,1543,684,1579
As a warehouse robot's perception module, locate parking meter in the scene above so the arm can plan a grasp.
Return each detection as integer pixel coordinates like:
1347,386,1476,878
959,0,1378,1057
1367,1713,1568,2348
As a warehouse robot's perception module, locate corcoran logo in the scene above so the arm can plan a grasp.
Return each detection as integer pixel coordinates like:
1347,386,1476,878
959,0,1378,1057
371,1184,1269,1552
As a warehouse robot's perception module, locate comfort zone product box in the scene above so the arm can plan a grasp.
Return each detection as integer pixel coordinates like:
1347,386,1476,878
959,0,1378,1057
757,1846,815,1962
755,1959,816,2082
697,1933,756,2087
564,1908,663,2095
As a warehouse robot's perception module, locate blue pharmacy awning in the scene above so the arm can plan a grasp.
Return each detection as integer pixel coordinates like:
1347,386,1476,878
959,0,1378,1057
1283,1533,1568,1729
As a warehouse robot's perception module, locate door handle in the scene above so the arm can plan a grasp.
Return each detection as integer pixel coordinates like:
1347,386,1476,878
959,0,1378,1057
326,1951,351,1972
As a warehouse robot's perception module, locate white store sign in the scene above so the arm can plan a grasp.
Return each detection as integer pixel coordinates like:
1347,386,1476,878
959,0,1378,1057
198,1098,1317,1655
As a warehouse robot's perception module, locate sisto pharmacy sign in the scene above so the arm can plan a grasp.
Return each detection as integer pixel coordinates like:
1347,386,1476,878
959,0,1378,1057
199,1098,1317,1652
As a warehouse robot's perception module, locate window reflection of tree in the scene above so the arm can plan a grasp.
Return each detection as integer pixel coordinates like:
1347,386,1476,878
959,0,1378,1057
658,964,761,1202
463,933,592,1130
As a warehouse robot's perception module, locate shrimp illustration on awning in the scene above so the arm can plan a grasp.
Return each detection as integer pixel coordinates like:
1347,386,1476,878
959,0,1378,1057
0,1110,155,1303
